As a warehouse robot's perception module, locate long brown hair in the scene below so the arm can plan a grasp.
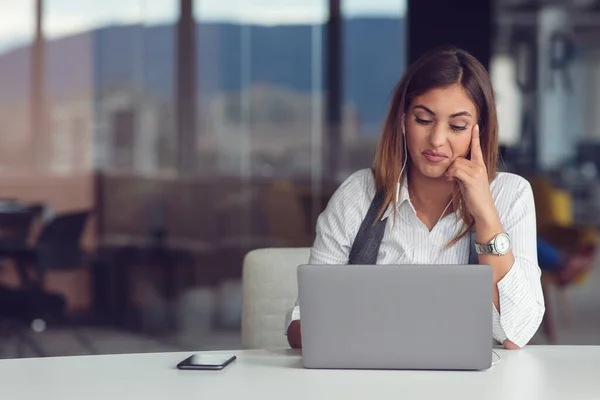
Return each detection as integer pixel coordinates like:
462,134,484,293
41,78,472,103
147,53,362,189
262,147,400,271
373,46,499,245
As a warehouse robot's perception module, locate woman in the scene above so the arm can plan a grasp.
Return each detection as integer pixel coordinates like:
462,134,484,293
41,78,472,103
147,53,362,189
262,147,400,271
285,46,545,350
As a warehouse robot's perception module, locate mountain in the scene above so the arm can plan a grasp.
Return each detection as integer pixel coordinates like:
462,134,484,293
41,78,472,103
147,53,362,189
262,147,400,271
0,18,406,135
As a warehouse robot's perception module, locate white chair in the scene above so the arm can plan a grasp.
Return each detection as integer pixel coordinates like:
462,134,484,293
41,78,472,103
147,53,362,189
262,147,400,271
241,247,310,349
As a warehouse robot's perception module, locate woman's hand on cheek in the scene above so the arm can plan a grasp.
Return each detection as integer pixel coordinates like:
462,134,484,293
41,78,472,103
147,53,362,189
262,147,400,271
445,124,497,223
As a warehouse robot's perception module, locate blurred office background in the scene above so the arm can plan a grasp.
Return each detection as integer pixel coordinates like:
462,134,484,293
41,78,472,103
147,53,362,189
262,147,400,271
1,0,600,358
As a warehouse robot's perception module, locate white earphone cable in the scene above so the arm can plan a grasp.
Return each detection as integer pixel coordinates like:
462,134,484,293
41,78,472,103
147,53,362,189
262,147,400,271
492,350,501,366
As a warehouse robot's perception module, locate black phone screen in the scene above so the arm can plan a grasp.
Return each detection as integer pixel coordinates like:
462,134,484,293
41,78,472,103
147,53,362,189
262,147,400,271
177,354,237,370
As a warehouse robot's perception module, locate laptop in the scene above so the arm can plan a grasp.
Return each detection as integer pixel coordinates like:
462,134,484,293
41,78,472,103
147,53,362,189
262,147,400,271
297,264,493,370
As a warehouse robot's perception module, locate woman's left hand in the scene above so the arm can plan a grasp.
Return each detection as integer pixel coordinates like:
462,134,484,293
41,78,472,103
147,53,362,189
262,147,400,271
445,124,497,223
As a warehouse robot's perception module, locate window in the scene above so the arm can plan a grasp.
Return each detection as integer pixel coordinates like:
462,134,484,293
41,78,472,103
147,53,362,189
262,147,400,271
0,1,35,169
340,0,407,175
196,0,327,178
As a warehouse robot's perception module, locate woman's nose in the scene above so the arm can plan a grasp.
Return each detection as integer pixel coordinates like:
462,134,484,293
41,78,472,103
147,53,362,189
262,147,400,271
428,125,447,148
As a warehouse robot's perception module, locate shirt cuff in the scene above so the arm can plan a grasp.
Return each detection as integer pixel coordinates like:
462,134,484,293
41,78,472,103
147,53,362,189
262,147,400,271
495,260,544,347
284,305,300,335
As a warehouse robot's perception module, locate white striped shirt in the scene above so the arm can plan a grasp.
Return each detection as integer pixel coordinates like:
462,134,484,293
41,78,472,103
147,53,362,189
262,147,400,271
285,168,545,348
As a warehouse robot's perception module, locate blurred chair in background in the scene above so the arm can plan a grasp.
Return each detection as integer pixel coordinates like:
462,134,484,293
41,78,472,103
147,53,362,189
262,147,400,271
0,205,44,246
0,206,45,357
0,210,96,357
529,176,598,343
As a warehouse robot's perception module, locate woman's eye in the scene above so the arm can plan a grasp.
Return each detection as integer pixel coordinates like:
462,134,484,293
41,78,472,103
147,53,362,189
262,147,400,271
415,117,433,125
450,124,468,132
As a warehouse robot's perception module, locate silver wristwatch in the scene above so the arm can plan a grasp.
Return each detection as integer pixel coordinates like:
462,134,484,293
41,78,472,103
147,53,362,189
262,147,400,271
474,232,511,256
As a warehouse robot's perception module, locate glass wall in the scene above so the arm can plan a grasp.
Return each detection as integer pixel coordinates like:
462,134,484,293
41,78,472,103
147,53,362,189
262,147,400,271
195,0,327,180
192,2,328,333
0,0,408,358
0,1,34,169
340,0,407,176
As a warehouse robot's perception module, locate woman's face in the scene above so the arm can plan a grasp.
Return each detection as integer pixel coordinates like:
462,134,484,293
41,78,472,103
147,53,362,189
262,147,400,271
404,84,478,180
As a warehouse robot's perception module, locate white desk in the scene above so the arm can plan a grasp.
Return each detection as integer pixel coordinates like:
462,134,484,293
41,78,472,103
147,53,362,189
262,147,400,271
1,346,598,400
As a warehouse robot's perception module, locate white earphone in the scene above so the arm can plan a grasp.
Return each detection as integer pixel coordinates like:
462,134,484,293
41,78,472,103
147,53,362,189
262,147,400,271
399,115,408,177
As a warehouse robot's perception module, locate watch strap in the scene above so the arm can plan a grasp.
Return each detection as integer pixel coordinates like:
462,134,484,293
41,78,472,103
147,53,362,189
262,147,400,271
475,242,495,255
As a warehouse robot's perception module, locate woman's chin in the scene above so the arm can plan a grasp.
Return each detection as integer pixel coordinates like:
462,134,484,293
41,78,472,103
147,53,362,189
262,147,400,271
415,164,449,180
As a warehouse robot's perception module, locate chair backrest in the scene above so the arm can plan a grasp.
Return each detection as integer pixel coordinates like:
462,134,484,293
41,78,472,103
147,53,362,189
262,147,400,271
36,210,91,270
528,176,573,227
0,210,40,246
23,204,45,218
241,247,310,349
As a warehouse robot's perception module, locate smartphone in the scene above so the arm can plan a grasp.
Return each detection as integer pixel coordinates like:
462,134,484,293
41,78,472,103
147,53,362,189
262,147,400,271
176,354,237,370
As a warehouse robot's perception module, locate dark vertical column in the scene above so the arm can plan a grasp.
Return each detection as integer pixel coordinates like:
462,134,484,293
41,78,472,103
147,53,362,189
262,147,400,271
176,0,197,176
326,0,342,180
31,0,46,169
407,0,493,70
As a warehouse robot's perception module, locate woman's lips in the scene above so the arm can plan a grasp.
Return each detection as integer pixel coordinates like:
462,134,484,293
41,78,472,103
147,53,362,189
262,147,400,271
422,150,448,163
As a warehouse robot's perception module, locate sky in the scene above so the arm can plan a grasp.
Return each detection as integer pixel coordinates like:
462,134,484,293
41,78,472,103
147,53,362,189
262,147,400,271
0,0,406,54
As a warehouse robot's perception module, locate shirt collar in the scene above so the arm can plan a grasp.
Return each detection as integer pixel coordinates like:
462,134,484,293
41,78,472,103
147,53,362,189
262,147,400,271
381,177,411,221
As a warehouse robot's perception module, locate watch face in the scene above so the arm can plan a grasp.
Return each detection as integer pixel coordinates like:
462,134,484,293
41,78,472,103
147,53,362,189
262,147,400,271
495,234,511,254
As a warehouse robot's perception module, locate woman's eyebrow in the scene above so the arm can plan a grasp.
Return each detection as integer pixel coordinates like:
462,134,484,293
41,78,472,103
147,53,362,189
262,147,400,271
413,105,435,115
450,111,472,118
